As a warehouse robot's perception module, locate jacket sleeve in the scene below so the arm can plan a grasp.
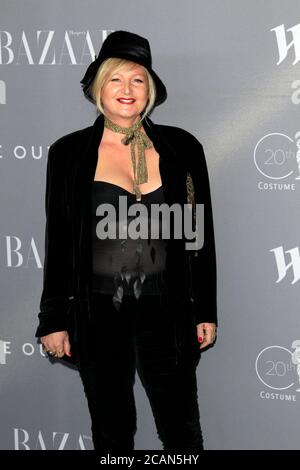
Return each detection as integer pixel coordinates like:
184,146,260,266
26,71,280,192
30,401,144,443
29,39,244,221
186,134,218,327
35,143,71,338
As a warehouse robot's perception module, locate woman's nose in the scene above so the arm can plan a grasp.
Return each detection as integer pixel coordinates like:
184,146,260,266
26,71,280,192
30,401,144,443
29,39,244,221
122,81,132,95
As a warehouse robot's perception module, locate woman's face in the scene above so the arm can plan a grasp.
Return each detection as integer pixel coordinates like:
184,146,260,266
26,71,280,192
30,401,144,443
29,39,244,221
100,63,149,123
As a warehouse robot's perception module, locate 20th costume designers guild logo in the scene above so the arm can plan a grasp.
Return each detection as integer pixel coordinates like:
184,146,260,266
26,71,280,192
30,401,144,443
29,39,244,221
254,132,300,191
255,340,300,402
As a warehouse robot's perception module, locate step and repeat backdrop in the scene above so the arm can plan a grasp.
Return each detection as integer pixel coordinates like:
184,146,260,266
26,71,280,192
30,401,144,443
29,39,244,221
1,0,300,450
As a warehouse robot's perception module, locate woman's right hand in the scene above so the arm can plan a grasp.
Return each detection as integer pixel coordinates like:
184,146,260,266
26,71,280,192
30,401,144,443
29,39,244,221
40,331,72,358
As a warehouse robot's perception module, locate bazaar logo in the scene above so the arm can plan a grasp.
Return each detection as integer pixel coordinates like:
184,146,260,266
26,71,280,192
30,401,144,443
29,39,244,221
4,236,42,268
14,428,93,450
0,30,113,64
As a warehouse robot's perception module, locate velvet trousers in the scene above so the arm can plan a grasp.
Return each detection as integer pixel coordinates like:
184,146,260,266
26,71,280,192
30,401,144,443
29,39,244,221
77,289,204,452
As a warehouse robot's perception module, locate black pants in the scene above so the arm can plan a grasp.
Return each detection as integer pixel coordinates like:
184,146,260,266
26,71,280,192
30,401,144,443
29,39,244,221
78,290,203,452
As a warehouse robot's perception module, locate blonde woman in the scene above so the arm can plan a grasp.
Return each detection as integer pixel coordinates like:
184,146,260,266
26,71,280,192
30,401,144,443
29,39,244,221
35,30,218,452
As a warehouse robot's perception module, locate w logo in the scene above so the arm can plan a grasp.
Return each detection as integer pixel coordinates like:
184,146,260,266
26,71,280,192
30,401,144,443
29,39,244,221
271,23,300,65
270,246,300,284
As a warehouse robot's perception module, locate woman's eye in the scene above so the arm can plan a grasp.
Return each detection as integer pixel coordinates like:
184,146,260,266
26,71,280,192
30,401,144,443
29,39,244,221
111,78,143,83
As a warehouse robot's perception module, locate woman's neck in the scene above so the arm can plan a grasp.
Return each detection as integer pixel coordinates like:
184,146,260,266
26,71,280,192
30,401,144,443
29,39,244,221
101,114,145,144
104,113,142,129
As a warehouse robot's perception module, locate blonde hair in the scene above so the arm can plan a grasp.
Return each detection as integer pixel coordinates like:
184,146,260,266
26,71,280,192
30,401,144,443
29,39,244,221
89,58,156,122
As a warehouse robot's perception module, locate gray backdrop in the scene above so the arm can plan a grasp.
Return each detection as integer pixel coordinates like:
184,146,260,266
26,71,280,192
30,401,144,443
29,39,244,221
1,0,300,450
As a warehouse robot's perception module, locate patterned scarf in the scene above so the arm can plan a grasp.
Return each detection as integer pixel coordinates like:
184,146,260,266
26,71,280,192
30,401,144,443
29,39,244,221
104,115,153,201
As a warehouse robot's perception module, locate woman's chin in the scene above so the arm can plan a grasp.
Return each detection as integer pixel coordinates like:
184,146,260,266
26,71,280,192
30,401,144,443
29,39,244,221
107,110,143,122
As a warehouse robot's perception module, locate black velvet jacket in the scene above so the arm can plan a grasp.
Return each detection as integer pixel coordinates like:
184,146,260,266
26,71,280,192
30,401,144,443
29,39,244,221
35,113,217,367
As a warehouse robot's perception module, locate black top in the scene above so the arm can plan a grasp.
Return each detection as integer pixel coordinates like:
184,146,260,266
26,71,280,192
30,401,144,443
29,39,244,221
91,180,168,310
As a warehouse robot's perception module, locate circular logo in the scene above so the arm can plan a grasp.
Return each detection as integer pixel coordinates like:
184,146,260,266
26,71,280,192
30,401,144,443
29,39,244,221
255,345,295,390
254,133,296,179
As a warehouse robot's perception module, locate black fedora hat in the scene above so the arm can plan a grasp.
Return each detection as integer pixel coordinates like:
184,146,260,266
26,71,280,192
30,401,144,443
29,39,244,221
80,30,167,108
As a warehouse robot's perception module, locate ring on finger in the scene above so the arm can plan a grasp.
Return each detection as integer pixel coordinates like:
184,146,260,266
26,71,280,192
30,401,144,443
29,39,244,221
45,350,55,357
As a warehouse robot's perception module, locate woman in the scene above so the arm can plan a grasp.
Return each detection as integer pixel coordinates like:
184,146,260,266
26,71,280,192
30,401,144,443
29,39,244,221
35,30,218,452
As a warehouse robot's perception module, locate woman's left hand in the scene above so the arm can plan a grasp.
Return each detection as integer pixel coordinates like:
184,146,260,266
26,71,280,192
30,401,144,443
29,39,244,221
196,322,217,349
